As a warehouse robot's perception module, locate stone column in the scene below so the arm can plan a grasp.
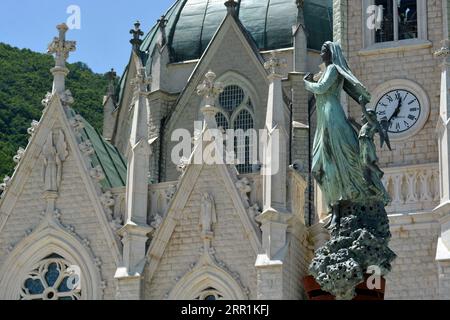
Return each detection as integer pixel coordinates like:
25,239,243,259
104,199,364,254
255,53,292,300
434,0,450,298
115,66,153,299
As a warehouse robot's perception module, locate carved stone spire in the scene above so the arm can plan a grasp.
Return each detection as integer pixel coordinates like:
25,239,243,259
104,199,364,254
157,15,168,47
130,20,144,52
106,68,117,97
47,23,76,95
224,0,238,15
116,66,153,280
197,71,224,129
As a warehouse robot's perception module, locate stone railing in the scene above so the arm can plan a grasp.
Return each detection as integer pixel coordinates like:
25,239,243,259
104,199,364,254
148,181,178,219
240,171,307,222
382,163,439,214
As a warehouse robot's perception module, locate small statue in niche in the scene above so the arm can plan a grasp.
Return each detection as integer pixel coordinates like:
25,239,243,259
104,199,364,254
42,130,68,192
200,192,217,235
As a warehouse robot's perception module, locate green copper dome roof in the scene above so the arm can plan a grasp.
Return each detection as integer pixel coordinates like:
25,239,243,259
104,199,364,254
140,0,332,63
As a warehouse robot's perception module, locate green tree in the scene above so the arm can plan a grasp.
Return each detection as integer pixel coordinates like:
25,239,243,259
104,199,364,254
0,43,110,178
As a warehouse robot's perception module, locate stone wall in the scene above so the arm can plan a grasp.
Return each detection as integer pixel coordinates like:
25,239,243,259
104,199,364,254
385,212,440,299
144,166,258,299
0,137,118,299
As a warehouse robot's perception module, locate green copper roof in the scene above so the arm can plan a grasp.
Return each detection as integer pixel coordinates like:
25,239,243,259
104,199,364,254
140,0,332,63
67,108,127,189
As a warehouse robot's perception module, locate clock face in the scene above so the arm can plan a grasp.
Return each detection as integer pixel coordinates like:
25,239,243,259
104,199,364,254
375,89,421,134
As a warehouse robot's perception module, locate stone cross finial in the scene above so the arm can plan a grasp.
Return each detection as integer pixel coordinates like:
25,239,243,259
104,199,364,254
130,20,144,51
197,71,224,129
264,52,287,80
197,71,224,108
47,23,76,95
224,0,238,14
106,68,117,96
131,67,151,94
48,23,77,64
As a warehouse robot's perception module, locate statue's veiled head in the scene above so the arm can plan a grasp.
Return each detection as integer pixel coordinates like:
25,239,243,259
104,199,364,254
320,43,332,65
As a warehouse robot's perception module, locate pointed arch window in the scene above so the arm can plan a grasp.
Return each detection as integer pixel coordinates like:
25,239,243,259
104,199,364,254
219,85,245,112
20,254,81,300
215,112,229,131
215,84,256,174
233,109,254,174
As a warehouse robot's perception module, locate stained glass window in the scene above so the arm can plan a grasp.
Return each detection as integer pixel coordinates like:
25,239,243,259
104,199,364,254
195,287,224,300
215,112,229,131
234,109,255,174
219,85,245,112
20,255,81,300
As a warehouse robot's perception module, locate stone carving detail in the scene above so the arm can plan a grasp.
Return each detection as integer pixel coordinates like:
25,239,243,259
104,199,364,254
42,130,68,192
176,157,189,175
60,89,74,106
196,70,224,107
27,120,40,138
200,193,217,236
70,114,85,133
0,176,11,199
90,165,105,182
235,177,252,207
13,147,26,166
82,238,91,248
150,213,163,230
79,140,94,157
41,92,52,108
165,184,177,201
248,203,261,222
100,191,115,220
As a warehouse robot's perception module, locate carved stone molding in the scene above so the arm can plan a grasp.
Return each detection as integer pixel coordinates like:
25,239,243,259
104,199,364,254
41,92,52,108
13,147,26,167
100,191,115,221
27,120,40,138
235,177,252,207
79,140,95,157
90,166,105,182
69,114,85,134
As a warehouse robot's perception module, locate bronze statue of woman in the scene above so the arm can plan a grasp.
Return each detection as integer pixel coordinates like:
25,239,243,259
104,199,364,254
304,41,390,227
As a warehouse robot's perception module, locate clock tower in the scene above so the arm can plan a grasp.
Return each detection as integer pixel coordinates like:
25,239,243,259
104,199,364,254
331,0,448,299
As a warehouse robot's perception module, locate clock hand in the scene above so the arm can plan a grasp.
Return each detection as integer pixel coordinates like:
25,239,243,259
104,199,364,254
388,96,402,122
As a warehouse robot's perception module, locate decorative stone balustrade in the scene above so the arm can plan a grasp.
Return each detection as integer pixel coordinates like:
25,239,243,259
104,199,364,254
382,163,439,214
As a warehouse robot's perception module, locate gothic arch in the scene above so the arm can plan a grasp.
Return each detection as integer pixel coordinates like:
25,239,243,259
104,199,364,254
0,226,101,300
168,265,247,300
216,71,260,109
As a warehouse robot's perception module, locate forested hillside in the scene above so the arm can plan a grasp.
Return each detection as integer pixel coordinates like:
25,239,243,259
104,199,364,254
0,43,109,178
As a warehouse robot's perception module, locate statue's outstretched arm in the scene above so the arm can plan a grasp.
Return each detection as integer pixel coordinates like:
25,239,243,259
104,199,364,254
304,65,338,95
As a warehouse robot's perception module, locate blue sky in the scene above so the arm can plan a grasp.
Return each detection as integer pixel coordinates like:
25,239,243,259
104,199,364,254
0,0,175,75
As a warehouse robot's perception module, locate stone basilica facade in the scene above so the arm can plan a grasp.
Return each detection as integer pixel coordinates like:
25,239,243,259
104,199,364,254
1,0,450,300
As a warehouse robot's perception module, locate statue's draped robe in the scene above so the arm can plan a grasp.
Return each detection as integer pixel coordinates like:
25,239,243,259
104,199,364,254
305,64,373,208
